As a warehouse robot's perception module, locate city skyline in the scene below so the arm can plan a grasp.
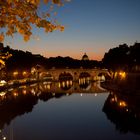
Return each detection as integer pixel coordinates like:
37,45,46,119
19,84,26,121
3,0,140,60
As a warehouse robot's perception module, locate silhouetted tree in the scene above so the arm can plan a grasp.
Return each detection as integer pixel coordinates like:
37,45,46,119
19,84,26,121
102,42,140,72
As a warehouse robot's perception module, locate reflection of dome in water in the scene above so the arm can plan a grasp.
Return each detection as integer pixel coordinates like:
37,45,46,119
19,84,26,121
82,53,89,61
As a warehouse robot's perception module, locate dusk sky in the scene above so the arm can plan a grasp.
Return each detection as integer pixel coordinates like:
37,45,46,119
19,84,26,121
4,0,140,60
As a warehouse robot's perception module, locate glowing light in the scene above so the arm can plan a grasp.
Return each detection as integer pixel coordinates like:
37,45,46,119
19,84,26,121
37,91,41,96
114,95,118,102
66,93,69,96
0,59,5,66
80,93,83,96
13,92,18,97
94,93,97,96
58,82,61,88
114,72,118,78
0,80,7,86
119,71,126,79
79,79,81,84
13,71,18,77
0,92,6,96
47,84,51,90
31,89,36,95
66,80,69,86
22,89,27,95
8,88,14,91
3,136,6,140
119,101,127,107
62,81,65,87
70,80,72,85
111,98,115,102
23,71,27,76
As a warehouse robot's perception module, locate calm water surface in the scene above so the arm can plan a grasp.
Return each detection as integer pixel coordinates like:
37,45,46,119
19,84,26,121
0,81,140,140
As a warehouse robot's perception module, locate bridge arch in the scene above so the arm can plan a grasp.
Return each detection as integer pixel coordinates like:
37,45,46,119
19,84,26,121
78,72,91,90
96,72,111,81
59,72,73,81
58,72,73,90
79,82,91,91
79,72,91,78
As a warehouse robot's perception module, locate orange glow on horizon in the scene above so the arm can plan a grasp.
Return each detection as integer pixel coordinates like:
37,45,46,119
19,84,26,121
42,52,103,61
11,42,105,61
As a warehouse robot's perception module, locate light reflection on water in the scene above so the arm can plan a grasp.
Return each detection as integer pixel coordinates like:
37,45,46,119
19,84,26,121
0,80,140,140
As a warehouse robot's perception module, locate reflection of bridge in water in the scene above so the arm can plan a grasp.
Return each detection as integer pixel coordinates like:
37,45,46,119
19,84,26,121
0,81,106,131
38,81,106,94
2,80,106,95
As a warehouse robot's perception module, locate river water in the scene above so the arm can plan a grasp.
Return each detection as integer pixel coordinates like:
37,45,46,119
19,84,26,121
0,81,140,140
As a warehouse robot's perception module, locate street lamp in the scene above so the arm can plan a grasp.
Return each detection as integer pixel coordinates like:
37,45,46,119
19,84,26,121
13,71,18,79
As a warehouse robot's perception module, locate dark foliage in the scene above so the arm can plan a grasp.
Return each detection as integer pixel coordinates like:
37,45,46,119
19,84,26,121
102,42,140,71
0,45,101,72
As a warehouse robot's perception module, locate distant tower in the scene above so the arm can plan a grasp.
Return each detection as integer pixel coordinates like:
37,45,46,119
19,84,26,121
82,53,89,61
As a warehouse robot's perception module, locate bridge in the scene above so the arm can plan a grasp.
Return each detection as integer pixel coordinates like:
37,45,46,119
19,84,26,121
38,68,111,81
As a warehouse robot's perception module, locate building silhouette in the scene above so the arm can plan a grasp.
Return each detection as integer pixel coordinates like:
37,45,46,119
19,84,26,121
82,53,89,61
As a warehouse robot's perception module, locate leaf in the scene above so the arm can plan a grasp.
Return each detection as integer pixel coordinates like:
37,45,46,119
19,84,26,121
60,26,64,31
0,33,4,42
52,0,60,4
44,0,49,4
0,0,68,41
24,35,30,42
0,59,5,66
